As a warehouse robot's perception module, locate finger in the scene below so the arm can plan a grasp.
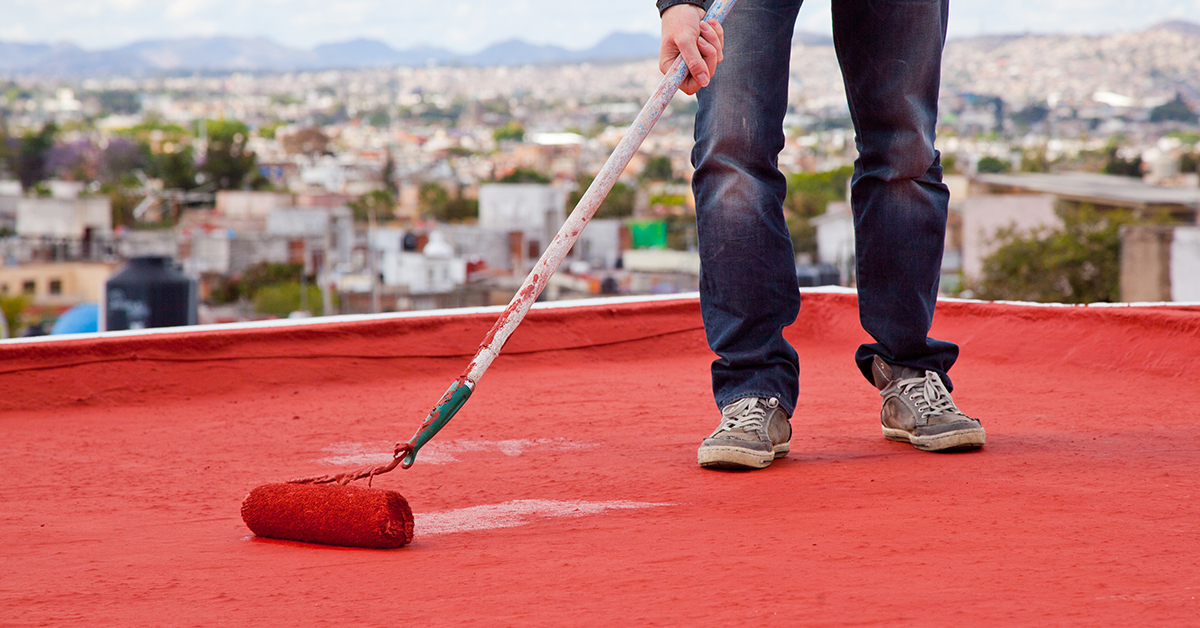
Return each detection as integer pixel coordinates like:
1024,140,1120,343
709,18,724,49
676,37,709,87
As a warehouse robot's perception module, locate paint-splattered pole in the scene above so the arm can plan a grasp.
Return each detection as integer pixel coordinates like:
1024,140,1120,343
294,0,739,484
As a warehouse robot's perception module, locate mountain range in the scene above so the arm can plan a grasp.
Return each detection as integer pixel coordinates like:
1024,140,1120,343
0,26,839,76
1,20,1195,76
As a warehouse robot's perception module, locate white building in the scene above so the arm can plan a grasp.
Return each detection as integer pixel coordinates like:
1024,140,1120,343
478,183,568,267
379,231,467,294
16,197,112,239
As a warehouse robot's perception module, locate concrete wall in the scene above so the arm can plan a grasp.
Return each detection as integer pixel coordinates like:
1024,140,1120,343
1119,225,1200,302
961,193,1059,279
0,262,116,305
216,191,293,219
1169,227,1200,302
478,184,567,252
16,197,113,238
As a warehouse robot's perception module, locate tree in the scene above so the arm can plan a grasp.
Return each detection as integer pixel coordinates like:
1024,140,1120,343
16,123,57,190
1103,144,1142,178
641,155,673,181
976,156,1010,174
1020,149,1050,173
254,282,329,317
155,146,198,190
1149,93,1198,124
349,189,395,223
199,119,256,190
493,120,525,143
569,174,634,219
418,182,449,218
98,139,145,184
498,167,550,183
381,152,398,196
969,204,1136,304
784,166,853,254
1181,152,1199,174
281,127,330,155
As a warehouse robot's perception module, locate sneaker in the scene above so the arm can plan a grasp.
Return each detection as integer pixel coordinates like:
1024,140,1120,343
871,356,985,451
697,396,792,470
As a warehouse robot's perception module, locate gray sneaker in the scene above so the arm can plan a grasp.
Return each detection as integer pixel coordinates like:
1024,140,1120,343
697,396,792,470
871,356,985,451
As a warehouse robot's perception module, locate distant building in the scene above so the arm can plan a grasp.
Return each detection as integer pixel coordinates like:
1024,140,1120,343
16,197,112,239
478,183,568,271
215,191,293,221
972,173,1200,223
1119,225,1200,302
0,262,116,307
378,231,467,294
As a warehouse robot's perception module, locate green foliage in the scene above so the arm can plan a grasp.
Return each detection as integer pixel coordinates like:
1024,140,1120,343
1,295,27,336
1149,94,1198,124
209,262,305,304
253,281,329,317
418,182,449,218
104,184,141,228
498,167,550,184
16,122,57,190
382,152,397,195
970,204,1136,304
349,189,395,223
1010,103,1050,127
649,193,686,206
418,184,477,222
440,195,479,222
257,122,284,140
1103,144,1142,178
785,166,852,217
198,119,256,190
569,174,635,219
153,146,198,190
1020,149,1050,173
493,120,525,143
1180,152,1198,174
784,166,853,254
976,156,1011,174
940,153,959,175
641,155,673,181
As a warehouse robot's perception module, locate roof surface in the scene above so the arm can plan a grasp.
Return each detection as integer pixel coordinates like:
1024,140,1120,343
3,292,1199,626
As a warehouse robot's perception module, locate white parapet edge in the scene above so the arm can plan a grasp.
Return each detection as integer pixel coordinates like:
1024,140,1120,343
0,291,704,346
4,286,1197,347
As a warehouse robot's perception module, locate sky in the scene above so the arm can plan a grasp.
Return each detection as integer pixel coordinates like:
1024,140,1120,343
1,0,1199,53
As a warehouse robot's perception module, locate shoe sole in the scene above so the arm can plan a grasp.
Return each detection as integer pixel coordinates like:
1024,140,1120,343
698,443,789,470
882,426,986,451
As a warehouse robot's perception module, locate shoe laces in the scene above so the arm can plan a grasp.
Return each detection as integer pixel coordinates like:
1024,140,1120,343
716,397,772,434
895,371,959,420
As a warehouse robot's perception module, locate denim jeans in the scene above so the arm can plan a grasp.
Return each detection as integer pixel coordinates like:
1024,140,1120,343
692,0,959,417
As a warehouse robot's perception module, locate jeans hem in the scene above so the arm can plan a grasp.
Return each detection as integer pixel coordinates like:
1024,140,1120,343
715,391,795,418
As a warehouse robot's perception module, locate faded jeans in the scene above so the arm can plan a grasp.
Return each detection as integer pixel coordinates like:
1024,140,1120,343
692,0,958,416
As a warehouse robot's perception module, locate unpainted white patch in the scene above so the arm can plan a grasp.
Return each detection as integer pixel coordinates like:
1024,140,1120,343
318,439,598,466
415,499,674,536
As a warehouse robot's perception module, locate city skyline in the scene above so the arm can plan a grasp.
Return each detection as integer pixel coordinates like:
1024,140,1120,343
2,0,1199,54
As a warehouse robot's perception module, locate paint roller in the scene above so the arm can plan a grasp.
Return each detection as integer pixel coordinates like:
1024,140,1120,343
241,0,738,549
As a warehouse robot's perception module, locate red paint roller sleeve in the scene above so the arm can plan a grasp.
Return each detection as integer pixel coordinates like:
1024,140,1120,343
241,483,414,549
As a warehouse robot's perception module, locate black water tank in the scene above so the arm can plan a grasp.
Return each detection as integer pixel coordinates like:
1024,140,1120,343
103,256,197,331
795,263,841,288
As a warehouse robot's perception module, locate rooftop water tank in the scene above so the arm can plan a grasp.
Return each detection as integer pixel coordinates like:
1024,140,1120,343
103,256,197,331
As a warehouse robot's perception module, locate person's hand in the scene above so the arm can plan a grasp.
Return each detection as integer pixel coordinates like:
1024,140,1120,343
659,5,725,95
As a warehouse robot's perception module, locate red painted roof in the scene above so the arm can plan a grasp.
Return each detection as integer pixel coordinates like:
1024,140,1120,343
3,292,1199,625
